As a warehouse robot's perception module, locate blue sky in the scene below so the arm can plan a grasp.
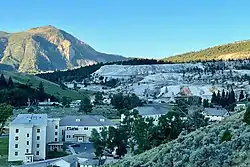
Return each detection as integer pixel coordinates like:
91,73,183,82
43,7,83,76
1,0,250,58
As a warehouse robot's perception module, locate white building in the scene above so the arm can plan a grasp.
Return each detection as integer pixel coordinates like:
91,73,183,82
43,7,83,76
121,104,170,125
234,103,246,112
203,107,229,122
8,114,48,163
60,115,116,143
9,114,115,163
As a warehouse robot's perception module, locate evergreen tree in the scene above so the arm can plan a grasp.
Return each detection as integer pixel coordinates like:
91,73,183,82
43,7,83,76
78,96,93,114
243,107,250,125
38,81,45,101
211,92,217,104
8,77,14,88
221,89,226,107
239,90,244,101
216,90,221,105
0,74,7,89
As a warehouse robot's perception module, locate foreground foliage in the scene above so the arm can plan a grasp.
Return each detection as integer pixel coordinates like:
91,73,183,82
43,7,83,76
107,111,250,167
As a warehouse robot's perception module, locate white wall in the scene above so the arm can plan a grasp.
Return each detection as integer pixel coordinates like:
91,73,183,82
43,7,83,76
32,125,47,161
46,118,60,143
61,125,110,142
8,124,33,161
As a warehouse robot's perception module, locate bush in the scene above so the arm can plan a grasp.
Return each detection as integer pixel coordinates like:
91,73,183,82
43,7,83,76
243,107,250,124
221,130,232,143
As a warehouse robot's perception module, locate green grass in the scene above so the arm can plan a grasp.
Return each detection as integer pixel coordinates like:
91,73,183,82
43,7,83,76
2,71,90,100
0,138,8,156
47,151,69,159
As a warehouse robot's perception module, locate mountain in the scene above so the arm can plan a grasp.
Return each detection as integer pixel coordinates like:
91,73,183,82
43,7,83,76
108,110,250,167
0,25,126,73
163,40,250,63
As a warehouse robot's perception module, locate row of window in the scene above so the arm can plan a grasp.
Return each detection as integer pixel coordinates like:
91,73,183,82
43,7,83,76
15,143,39,148
15,136,40,141
14,151,39,156
15,125,58,134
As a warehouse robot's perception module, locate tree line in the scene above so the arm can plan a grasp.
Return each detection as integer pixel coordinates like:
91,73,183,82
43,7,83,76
0,74,57,107
90,104,208,161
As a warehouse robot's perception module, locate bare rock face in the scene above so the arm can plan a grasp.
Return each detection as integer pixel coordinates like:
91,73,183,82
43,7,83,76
0,25,126,73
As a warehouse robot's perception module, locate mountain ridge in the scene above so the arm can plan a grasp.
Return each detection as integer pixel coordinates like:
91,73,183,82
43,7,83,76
0,25,126,73
163,40,250,63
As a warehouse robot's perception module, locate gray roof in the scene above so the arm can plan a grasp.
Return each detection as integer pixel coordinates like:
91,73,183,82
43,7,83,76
204,108,228,116
59,115,115,126
133,104,169,116
11,114,47,126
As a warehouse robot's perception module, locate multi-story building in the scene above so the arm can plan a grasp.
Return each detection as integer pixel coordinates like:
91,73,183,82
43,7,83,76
8,114,115,163
59,115,116,143
8,114,47,163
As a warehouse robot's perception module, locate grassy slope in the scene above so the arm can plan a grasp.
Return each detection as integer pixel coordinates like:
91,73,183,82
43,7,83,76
2,71,88,100
163,40,250,63
109,111,250,167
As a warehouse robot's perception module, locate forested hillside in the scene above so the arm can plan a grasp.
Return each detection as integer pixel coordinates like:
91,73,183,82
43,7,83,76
107,110,250,167
163,40,250,63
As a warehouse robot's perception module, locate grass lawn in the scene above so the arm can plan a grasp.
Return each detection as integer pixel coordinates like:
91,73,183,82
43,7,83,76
2,71,90,100
47,151,69,159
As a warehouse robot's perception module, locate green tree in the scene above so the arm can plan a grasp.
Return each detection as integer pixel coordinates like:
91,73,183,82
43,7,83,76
90,128,107,165
243,107,250,124
38,81,45,101
8,77,14,88
239,90,244,101
0,74,7,89
211,92,217,104
62,96,70,107
0,103,13,135
78,96,92,114
185,109,208,132
221,129,232,143
94,92,103,105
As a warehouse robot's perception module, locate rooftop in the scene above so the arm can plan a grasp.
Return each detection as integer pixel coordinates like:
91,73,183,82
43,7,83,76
204,108,228,116
59,115,115,127
133,104,170,116
11,114,47,126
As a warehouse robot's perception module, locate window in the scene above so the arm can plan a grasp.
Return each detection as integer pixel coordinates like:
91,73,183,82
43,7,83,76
55,125,58,129
66,135,71,138
27,141,29,145
15,136,18,141
27,133,29,137
37,136,40,140
55,132,58,135
99,127,102,130
55,138,57,142
84,127,88,130
26,149,29,153
15,144,18,148
36,151,39,155
37,129,40,133
37,144,39,148
15,152,18,156
15,129,19,133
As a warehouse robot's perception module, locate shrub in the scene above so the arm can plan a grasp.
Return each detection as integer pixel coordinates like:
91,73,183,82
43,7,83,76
243,107,250,124
221,130,232,143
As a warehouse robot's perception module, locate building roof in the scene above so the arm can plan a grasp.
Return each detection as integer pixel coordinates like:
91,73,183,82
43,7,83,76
204,108,228,116
133,104,170,116
59,115,115,127
11,114,47,126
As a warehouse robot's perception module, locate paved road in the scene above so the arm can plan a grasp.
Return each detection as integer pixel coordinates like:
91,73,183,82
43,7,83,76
72,143,94,154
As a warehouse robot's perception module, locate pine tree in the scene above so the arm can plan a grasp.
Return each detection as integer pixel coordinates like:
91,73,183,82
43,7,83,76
8,77,14,88
217,90,221,105
221,89,226,107
38,81,45,101
211,92,217,104
0,74,7,89
239,90,244,101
